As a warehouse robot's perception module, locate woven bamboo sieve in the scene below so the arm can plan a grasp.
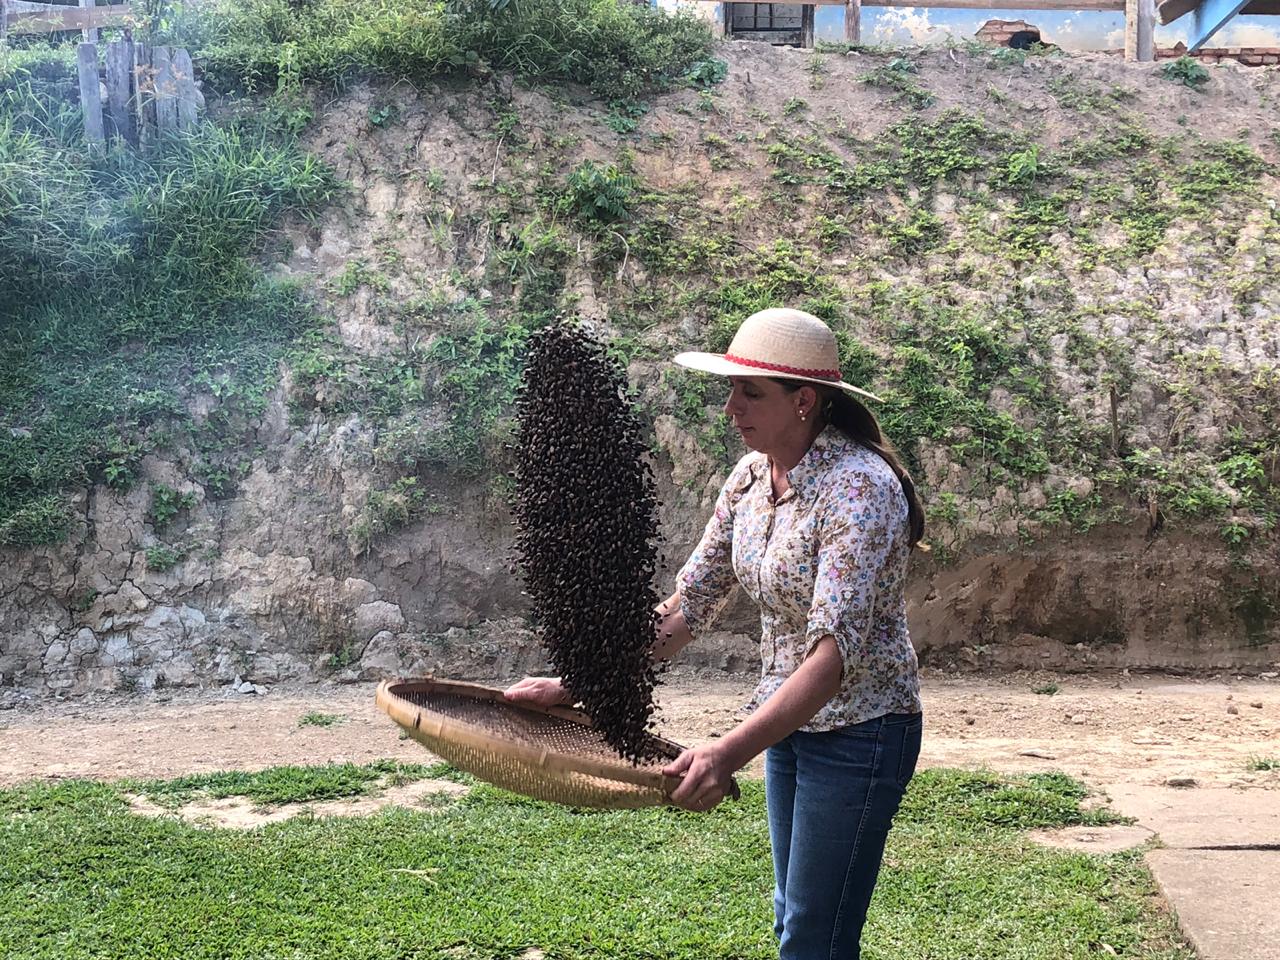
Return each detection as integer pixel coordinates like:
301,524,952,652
376,678,739,809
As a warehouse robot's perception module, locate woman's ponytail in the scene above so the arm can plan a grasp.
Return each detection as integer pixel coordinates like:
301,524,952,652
823,391,925,550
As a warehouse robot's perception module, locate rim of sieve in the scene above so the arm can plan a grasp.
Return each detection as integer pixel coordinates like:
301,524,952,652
376,677,691,794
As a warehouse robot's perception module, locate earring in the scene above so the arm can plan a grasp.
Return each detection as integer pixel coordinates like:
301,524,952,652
799,411,807,421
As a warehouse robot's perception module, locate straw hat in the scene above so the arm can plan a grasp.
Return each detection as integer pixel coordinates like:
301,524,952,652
673,308,883,403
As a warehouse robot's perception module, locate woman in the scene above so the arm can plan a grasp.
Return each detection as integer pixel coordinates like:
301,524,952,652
506,307,924,960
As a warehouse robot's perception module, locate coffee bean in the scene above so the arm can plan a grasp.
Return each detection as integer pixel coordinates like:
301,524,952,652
511,323,661,762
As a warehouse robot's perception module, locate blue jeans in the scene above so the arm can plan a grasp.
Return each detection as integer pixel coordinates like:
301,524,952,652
765,712,922,960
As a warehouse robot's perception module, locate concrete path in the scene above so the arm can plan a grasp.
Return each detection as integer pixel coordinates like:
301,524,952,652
1105,784,1280,960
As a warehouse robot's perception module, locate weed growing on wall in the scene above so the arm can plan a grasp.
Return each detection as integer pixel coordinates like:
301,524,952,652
349,477,442,554
858,57,935,109
144,544,183,572
1161,56,1210,89
560,161,638,227
613,89,1277,550
150,486,197,530
5,24,1276,569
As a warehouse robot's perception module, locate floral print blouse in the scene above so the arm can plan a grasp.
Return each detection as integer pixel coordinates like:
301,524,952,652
676,426,922,731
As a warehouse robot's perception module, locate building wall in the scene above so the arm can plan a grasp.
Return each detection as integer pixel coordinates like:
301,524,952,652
657,0,725,37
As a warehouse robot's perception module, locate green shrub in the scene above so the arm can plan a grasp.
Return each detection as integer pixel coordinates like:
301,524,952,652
1123,447,1233,518
144,544,183,572
1032,489,1105,532
603,99,648,134
493,219,571,320
858,57,934,109
163,0,713,100
877,206,944,256
150,485,197,529
560,160,637,226
1161,56,1209,89
415,314,538,475
682,57,727,88
1004,145,1041,186
0,494,71,547
896,111,1001,183
350,477,433,553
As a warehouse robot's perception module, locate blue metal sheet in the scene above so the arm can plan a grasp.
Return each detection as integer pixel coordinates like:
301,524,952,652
1188,0,1252,51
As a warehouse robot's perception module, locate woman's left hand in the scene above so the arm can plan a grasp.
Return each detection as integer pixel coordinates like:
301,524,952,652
663,743,737,812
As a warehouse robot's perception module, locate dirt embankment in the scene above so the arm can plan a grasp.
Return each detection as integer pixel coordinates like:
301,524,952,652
4,42,1279,703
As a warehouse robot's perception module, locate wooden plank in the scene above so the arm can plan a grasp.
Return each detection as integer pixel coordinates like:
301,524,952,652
5,3,131,33
6,0,72,12
105,38,136,145
152,44,178,134
801,4,814,47
77,42,105,144
1158,0,1198,23
845,0,861,42
171,47,201,129
1143,0,1276,22
1189,0,1250,50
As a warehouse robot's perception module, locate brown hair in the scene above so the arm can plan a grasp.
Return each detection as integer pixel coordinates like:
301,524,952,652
774,379,926,550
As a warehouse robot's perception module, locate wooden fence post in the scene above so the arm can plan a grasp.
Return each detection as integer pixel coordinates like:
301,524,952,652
845,0,861,42
152,45,178,132
172,47,201,129
134,41,155,146
79,0,97,43
105,38,136,144
77,42,105,145
1125,0,1157,58
1137,0,1156,59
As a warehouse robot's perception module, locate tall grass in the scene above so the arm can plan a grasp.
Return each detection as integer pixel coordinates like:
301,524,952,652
159,0,714,100
0,45,336,546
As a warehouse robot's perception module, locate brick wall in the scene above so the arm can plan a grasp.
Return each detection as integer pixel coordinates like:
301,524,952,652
1103,41,1280,66
975,19,1047,48
1161,44,1280,66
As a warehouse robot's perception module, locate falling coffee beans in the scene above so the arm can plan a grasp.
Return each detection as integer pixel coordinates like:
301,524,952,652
511,322,661,762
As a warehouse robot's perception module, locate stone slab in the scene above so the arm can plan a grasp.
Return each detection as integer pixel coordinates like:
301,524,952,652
1026,823,1156,852
1105,784,1280,849
1147,849,1280,960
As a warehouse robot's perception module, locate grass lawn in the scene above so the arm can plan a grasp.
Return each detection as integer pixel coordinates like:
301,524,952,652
0,764,1192,959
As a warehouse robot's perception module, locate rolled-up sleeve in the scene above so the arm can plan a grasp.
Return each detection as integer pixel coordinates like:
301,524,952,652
676,457,754,635
804,471,899,685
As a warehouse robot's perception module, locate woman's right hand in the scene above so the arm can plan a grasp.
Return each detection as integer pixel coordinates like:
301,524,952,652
502,676,571,708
